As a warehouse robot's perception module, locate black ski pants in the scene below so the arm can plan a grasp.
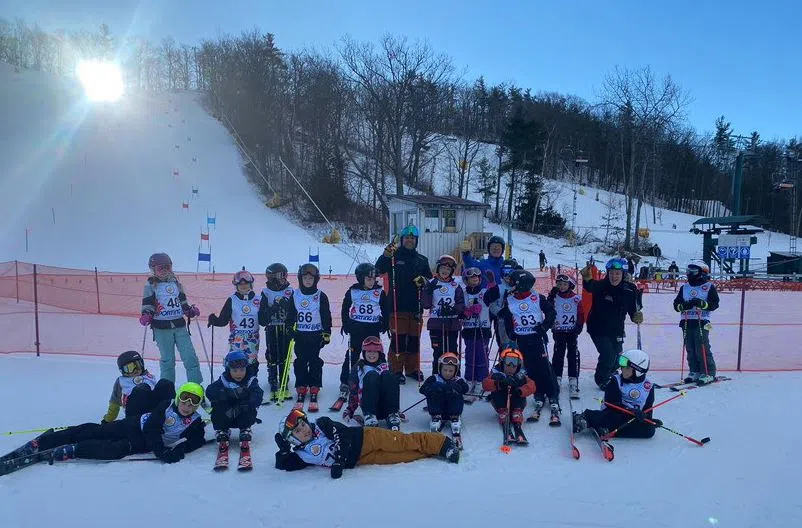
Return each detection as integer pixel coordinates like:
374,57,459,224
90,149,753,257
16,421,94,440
590,334,623,388
293,331,324,388
584,408,656,439
518,333,559,400
210,404,257,432
125,379,175,417
37,417,147,460
425,390,464,418
360,370,400,419
265,324,292,390
429,329,459,375
551,331,580,379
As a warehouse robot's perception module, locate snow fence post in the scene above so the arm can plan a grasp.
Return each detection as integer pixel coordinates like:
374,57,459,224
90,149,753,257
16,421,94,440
15,260,19,303
94,267,101,314
736,282,746,372
33,264,40,357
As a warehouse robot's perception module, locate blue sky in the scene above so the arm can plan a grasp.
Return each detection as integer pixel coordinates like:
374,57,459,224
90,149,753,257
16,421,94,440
5,0,801,140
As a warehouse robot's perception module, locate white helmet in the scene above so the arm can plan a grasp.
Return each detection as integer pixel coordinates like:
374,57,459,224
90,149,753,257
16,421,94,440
619,349,650,376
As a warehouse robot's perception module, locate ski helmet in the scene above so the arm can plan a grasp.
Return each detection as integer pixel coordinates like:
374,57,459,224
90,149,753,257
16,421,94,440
175,382,204,407
117,350,144,375
281,408,313,447
361,335,384,360
462,266,482,282
509,269,535,293
500,259,521,279
500,348,524,370
687,260,710,278
355,263,376,286
298,263,320,289
435,255,457,277
555,274,576,290
232,269,255,286
224,350,248,371
487,235,505,254
265,263,288,277
618,349,650,381
438,352,460,378
400,224,419,239
148,253,172,271
605,258,627,271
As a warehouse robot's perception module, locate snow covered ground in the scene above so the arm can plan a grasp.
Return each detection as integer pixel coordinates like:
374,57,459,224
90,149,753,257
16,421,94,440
1,353,798,528
0,63,379,273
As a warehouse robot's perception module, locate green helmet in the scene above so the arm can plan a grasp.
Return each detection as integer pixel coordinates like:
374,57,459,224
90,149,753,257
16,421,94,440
175,382,204,407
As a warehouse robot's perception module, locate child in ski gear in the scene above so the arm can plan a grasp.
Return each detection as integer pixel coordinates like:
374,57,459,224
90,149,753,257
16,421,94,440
274,410,459,479
343,336,401,429
461,267,500,395
423,255,465,374
419,352,470,434
206,351,263,440
139,253,203,384
573,349,658,439
285,263,332,411
498,270,561,424
339,263,389,403
3,383,206,471
102,351,173,423
482,348,535,435
460,235,506,289
374,225,432,383
673,261,720,384
257,263,295,402
490,259,522,348
580,258,643,390
208,270,261,376
549,274,584,399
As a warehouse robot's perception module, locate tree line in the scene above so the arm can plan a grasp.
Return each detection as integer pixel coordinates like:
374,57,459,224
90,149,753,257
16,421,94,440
2,18,800,252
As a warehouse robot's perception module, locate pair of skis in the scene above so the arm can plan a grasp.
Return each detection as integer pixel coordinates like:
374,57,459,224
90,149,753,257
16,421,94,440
213,440,252,472
656,375,731,392
567,397,614,462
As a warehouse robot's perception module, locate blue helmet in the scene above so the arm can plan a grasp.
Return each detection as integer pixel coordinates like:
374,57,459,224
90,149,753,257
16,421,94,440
224,350,248,370
605,258,627,271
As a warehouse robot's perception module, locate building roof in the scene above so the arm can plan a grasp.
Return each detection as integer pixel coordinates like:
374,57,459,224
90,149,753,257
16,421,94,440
692,215,766,226
386,194,490,208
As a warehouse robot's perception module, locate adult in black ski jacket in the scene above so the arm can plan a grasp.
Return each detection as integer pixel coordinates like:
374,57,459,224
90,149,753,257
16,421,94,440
374,226,431,381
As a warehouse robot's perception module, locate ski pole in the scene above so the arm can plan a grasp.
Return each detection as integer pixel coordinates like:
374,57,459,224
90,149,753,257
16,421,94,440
3,426,69,436
600,391,687,440
210,326,215,379
389,236,400,365
195,319,211,379
698,310,710,378
597,398,709,446
636,323,642,350
680,318,688,383
141,326,148,354
400,396,426,415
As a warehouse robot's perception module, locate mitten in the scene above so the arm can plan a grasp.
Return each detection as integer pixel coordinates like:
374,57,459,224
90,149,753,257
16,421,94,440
139,313,153,326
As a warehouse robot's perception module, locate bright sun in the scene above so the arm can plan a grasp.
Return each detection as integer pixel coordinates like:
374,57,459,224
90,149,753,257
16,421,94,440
76,59,124,102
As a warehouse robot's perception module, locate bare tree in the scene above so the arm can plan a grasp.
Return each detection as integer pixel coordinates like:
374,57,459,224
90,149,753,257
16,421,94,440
444,83,483,198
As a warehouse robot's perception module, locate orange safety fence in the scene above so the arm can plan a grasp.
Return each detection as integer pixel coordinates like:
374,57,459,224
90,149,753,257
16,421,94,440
1,261,801,373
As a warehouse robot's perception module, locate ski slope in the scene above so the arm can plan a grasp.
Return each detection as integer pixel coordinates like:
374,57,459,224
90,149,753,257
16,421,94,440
0,63,377,273
0,353,799,528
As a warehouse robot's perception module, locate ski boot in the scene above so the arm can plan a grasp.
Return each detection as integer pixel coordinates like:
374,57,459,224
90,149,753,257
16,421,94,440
214,429,230,471
387,413,401,431
429,414,443,432
684,372,700,384
549,402,562,427
572,411,588,434
439,437,460,463
308,387,320,412
568,377,580,399
363,414,379,427
511,409,528,444
50,444,76,462
697,374,715,385
407,371,424,383
293,387,308,410
450,417,463,449
527,397,545,422
238,428,252,442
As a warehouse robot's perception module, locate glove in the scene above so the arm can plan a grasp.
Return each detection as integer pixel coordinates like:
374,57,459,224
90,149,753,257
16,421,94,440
426,279,439,295
285,327,296,341
631,311,644,324
579,266,592,281
674,303,684,312
184,304,200,318
510,371,526,387
484,270,496,285
460,240,472,252
383,242,397,258
207,314,217,328
139,313,153,326
274,432,291,454
491,372,505,383
413,275,428,289
438,303,456,317
330,462,343,479
321,332,331,346
469,303,482,316
633,406,646,423
159,445,185,464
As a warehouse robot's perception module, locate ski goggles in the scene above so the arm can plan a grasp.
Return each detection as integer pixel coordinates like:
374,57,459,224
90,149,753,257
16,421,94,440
503,357,521,368
605,258,627,271
439,354,459,367
501,266,516,278
227,358,248,370
177,391,202,407
556,274,571,283
617,355,647,373
463,267,482,278
284,409,307,431
120,361,141,375
361,335,383,352
154,264,172,274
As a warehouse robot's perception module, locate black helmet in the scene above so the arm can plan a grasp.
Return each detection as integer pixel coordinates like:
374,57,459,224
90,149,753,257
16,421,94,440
509,270,535,293
501,258,521,279
487,235,505,253
355,263,376,286
117,350,144,375
265,263,288,276
298,263,320,289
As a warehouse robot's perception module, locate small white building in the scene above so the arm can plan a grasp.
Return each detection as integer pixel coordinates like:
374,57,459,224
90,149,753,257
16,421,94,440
386,194,492,269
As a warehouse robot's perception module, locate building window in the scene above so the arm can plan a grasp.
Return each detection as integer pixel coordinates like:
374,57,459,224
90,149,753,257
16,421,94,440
424,209,439,232
443,209,456,231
